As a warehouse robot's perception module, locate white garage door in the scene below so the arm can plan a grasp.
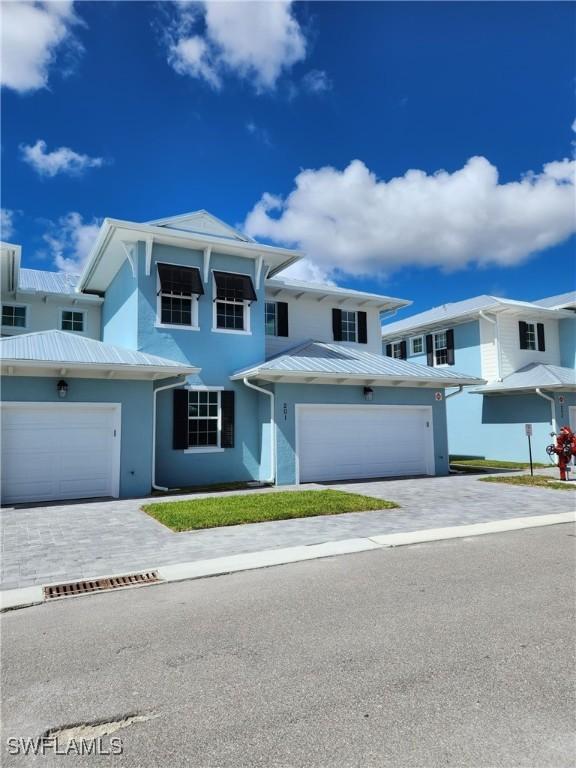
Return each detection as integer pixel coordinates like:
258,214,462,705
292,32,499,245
1,403,121,504
297,404,435,483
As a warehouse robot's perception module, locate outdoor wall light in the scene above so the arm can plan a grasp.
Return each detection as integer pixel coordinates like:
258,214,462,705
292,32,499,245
57,380,68,399
363,386,374,402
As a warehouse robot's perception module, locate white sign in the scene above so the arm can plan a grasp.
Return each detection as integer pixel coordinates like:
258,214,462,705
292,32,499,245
434,392,443,401
525,423,533,437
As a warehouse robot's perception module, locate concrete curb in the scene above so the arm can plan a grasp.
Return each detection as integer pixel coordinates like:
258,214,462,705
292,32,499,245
1,511,574,611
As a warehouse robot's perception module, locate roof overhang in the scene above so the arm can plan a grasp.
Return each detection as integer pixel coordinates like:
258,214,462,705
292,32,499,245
78,219,302,292
1,359,199,381
382,304,575,340
232,368,484,387
266,280,411,312
472,384,576,395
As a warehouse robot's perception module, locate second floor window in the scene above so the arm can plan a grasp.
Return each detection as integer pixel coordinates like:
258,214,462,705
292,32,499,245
341,310,357,342
433,331,448,365
391,342,404,359
157,263,203,328
61,310,84,332
265,300,289,337
213,271,257,333
1,305,26,328
411,336,423,355
519,320,545,352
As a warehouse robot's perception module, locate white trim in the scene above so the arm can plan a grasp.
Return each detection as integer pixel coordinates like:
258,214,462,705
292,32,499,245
203,247,211,284
242,377,275,484
58,307,87,335
1,302,29,330
294,403,435,485
145,237,153,276
154,322,200,332
211,327,252,336
255,255,263,290
211,270,252,334
0,401,122,500
184,447,225,454
185,388,222,450
187,385,224,391
120,241,137,278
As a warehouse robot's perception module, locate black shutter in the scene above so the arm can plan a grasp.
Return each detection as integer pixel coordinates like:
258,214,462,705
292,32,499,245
332,308,342,341
400,340,407,360
277,301,289,337
221,391,235,448
358,311,368,344
446,328,455,365
385,343,392,357
537,323,545,352
426,334,434,366
173,389,189,449
518,321,528,350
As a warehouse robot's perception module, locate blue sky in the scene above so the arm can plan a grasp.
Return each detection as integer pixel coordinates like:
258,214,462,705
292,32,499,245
2,1,575,313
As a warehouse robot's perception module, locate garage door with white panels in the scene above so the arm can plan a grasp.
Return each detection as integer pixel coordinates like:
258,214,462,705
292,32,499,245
1,403,121,504
296,404,435,483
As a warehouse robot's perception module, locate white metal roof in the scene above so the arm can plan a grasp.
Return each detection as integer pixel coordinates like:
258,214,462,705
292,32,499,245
472,363,575,393
18,268,80,295
0,331,199,379
382,294,573,338
231,340,484,386
533,291,576,309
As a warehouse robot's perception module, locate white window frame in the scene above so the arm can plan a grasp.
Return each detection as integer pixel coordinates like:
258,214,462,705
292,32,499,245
184,387,225,454
1,303,28,330
211,271,252,335
524,322,537,351
410,336,423,355
59,307,86,334
340,310,357,343
433,330,449,367
391,341,404,359
155,264,200,331
265,300,278,337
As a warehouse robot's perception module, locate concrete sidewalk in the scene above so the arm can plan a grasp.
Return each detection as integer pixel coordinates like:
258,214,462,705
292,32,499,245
1,473,572,592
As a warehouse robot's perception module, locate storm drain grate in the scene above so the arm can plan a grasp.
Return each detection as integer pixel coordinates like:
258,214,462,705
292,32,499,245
44,571,161,600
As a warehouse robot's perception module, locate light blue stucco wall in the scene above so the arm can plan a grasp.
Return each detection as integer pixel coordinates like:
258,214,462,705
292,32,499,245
1,376,154,497
102,259,138,349
272,383,449,485
559,317,576,369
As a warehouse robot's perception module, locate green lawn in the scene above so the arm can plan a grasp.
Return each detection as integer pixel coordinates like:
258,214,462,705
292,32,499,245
142,489,398,531
451,458,548,469
480,475,575,491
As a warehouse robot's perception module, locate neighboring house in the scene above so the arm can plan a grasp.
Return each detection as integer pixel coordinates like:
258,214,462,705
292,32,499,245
0,211,483,504
382,293,576,463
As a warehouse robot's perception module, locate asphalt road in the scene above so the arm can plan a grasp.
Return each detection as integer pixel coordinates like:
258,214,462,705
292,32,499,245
1,524,575,768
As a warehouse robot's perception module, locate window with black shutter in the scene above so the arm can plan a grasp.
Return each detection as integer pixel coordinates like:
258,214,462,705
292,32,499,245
357,311,368,344
157,263,203,327
537,323,546,352
519,321,536,351
213,272,256,331
426,334,434,366
265,301,289,337
173,389,233,450
332,308,343,341
446,329,455,366
389,341,406,360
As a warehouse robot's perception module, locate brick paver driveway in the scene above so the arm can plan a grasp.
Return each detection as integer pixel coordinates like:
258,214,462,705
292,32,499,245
0,473,570,590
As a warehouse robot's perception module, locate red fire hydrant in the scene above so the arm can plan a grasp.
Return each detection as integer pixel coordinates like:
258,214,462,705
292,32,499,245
546,426,576,481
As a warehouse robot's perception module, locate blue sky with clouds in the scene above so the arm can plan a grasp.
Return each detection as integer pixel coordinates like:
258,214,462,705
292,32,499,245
2,1,575,312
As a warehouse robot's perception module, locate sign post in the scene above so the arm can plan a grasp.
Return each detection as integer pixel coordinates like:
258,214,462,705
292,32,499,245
525,423,533,476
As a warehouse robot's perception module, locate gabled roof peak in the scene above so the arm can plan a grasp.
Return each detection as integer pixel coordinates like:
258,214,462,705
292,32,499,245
146,210,254,243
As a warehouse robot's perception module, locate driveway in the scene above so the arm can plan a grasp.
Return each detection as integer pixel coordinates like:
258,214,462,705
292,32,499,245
0,473,571,590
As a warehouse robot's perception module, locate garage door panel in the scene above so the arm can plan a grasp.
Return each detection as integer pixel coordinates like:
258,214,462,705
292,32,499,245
1,404,120,504
298,405,434,483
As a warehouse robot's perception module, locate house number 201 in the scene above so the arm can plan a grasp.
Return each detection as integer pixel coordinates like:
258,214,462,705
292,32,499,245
283,403,288,420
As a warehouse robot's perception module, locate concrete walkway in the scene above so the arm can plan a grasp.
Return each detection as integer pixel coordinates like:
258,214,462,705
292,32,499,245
0,473,571,590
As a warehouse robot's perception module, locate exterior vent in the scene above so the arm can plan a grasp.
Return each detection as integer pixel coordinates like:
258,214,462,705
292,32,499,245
44,571,161,600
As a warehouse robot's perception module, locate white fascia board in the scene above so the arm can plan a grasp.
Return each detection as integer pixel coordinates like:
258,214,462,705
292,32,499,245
1,359,199,377
78,218,303,292
231,369,485,386
15,289,103,304
266,280,411,310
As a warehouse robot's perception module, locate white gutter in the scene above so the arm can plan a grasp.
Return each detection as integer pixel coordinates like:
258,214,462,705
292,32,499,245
445,385,464,399
152,378,186,492
242,377,275,484
535,388,558,435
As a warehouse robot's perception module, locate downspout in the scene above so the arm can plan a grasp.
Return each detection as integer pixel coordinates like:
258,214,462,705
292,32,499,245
242,377,275,485
479,310,502,381
152,377,186,492
445,385,464,399
535,388,558,435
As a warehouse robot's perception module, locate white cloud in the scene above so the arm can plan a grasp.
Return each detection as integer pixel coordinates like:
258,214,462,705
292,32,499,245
21,139,104,177
43,212,100,273
245,156,576,279
1,209,16,240
246,120,272,146
302,69,331,94
1,1,82,93
166,1,306,92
